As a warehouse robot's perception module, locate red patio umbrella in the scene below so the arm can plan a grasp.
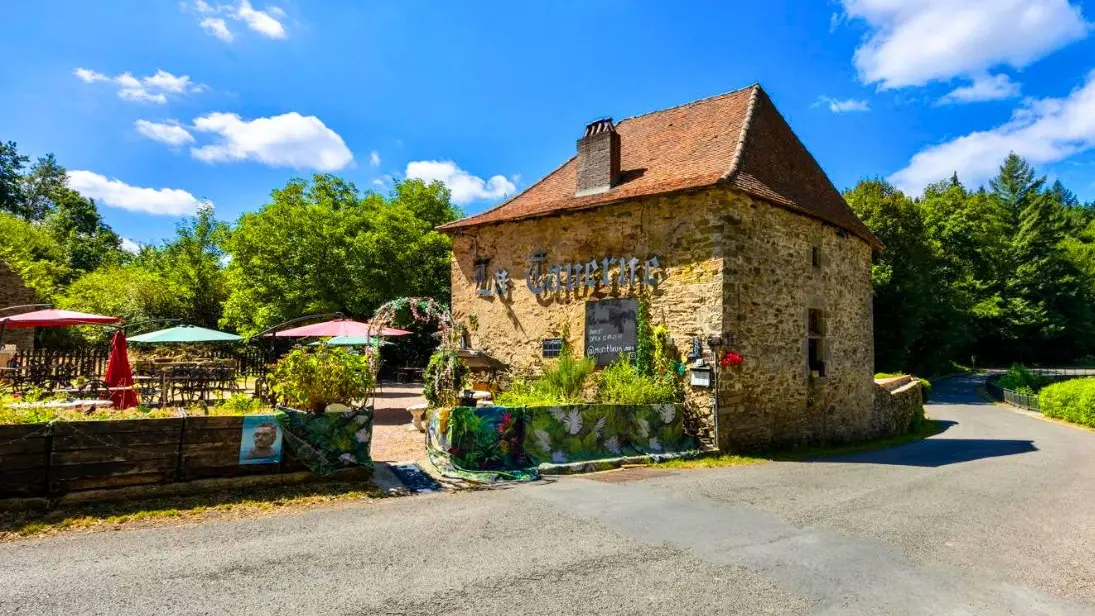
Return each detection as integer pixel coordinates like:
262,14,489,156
1,309,121,328
271,318,411,338
103,330,138,409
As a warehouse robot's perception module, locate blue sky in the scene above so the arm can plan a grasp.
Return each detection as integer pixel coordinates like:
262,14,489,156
1,0,1093,247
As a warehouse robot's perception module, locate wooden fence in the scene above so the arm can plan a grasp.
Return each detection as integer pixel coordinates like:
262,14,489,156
0,416,310,498
8,348,110,377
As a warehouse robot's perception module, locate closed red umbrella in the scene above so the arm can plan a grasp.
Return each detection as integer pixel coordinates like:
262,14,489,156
271,318,411,337
104,330,138,409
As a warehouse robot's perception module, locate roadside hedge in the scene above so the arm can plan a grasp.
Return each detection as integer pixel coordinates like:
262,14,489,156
1039,378,1095,428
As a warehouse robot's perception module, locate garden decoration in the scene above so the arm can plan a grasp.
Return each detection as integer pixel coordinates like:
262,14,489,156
277,407,374,475
426,402,699,482
371,297,468,406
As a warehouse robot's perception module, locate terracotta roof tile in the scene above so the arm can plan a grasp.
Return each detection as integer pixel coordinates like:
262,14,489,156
439,85,882,249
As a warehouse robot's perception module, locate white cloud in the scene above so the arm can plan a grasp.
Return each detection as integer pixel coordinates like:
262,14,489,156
369,150,381,167
73,68,108,83
135,120,195,146
120,238,141,254
73,68,202,104
68,170,204,216
190,111,353,171
939,73,1022,104
186,1,286,41
201,17,234,42
842,0,1089,90
371,179,387,189
405,160,516,205
235,0,286,38
890,69,1095,194
815,96,871,112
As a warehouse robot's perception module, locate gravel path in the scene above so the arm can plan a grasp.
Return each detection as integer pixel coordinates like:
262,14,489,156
3,375,1094,615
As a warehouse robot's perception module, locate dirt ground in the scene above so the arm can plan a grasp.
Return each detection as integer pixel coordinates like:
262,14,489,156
370,383,428,463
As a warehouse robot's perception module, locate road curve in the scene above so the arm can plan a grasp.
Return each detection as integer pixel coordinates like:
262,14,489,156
2,375,1094,615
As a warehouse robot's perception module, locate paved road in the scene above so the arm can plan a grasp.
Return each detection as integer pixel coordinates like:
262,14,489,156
3,375,1095,615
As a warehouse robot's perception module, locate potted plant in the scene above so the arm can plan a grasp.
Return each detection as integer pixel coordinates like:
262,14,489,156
269,345,375,413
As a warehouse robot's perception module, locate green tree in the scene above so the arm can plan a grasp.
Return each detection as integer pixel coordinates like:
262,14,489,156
140,203,228,328
845,179,966,373
44,190,123,276
0,212,69,299
0,141,29,219
58,264,187,338
221,175,460,336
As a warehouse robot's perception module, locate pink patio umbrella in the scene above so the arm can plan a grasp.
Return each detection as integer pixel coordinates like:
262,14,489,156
1,309,121,328
0,308,122,348
103,330,138,409
271,318,411,338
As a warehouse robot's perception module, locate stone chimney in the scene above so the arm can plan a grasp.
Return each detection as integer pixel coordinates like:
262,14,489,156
576,118,620,196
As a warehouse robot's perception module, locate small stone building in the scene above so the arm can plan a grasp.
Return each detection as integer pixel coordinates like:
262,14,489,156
0,261,36,351
439,84,883,451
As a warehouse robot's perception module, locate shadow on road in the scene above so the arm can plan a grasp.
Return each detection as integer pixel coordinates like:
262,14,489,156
819,435,1037,468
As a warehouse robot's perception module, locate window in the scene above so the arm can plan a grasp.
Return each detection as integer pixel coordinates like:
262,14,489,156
811,246,821,268
542,338,563,358
808,308,826,377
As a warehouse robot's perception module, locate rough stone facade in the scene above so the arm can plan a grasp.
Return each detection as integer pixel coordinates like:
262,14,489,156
0,261,35,350
872,375,924,436
449,186,875,451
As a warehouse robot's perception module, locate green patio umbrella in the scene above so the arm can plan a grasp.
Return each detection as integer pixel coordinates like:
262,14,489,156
311,335,392,347
129,325,242,344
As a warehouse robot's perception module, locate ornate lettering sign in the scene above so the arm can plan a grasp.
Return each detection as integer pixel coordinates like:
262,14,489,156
474,252,663,299
525,253,662,295
584,298,638,366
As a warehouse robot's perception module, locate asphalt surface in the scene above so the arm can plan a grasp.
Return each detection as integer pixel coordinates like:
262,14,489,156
3,374,1095,615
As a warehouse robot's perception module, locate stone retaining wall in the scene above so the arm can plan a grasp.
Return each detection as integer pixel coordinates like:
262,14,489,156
871,375,923,437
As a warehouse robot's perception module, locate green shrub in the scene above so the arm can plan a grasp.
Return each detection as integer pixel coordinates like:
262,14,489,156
270,345,375,413
1040,378,1095,428
998,363,1048,393
495,343,594,407
423,348,469,408
216,393,263,412
595,354,680,405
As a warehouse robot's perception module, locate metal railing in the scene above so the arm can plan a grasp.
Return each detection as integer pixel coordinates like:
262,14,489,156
984,379,1040,411
983,367,1095,411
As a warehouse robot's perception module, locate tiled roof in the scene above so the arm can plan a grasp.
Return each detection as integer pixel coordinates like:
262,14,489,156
439,85,882,249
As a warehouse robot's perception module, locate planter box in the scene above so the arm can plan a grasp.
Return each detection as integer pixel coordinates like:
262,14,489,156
0,408,372,499
427,404,697,482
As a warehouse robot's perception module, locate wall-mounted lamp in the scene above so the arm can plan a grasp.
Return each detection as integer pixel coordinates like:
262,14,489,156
687,336,703,361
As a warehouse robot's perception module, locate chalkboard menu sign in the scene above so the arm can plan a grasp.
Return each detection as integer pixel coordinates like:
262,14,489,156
584,298,638,366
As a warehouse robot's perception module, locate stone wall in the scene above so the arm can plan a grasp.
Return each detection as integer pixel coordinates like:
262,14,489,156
0,261,35,350
448,185,875,451
449,189,725,442
871,375,924,437
714,189,875,450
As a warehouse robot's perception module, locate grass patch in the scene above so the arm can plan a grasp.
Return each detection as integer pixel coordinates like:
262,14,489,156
1,481,383,540
656,418,947,469
655,453,767,469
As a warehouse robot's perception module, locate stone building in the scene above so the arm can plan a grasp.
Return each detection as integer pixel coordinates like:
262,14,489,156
439,84,883,451
0,261,36,350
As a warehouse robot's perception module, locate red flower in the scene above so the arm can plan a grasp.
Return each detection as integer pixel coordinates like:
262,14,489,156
498,411,513,433
720,351,743,367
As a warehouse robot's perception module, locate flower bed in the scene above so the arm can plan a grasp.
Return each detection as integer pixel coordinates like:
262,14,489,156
427,403,698,482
